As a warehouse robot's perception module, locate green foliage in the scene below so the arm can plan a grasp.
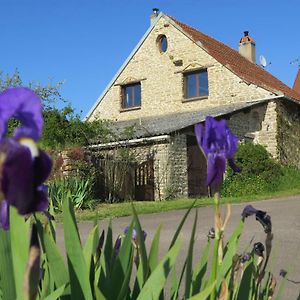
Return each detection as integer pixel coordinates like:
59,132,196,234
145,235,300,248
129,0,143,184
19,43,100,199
0,196,288,299
48,178,94,212
222,143,282,196
1,69,111,149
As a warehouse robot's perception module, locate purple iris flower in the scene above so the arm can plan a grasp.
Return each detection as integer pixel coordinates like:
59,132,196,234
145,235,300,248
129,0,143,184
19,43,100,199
124,226,147,242
241,205,272,233
194,116,240,186
0,87,52,230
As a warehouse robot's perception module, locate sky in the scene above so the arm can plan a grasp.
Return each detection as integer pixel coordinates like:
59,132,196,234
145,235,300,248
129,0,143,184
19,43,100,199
1,0,300,118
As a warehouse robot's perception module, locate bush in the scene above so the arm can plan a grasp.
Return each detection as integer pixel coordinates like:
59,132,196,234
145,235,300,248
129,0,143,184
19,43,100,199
222,143,282,196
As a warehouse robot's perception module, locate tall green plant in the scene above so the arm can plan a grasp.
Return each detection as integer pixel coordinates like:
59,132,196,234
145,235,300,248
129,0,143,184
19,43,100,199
48,177,93,211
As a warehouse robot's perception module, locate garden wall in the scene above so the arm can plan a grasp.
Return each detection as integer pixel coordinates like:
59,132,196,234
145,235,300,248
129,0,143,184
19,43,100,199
277,100,300,168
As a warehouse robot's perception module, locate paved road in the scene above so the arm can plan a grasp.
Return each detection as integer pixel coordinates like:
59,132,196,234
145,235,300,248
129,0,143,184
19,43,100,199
57,195,300,299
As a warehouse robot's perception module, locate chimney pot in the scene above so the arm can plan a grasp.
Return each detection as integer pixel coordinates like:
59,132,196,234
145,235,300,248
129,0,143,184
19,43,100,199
153,8,159,16
150,8,160,26
239,31,256,63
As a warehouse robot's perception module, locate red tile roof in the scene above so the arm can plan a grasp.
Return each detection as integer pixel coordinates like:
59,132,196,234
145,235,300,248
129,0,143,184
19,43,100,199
170,16,300,101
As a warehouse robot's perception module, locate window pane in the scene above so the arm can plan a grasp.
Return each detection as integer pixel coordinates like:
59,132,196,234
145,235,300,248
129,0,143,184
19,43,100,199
160,36,168,52
134,83,141,106
199,71,208,96
123,82,141,108
186,74,197,98
125,86,133,107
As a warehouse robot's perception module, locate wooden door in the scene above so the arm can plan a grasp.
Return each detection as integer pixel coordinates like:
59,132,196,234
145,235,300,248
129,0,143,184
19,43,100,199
135,159,154,200
187,135,208,197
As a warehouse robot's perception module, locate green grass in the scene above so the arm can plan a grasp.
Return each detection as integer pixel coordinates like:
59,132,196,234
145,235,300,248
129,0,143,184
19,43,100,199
54,188,300,222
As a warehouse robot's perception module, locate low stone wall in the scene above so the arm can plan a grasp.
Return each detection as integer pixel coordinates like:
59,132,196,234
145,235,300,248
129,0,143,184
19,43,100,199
228,101,278,157
277,100,300,168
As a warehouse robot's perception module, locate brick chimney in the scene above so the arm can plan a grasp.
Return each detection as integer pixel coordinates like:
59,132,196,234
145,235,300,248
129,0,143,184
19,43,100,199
293,68,300,95
239,31,256,64
150,8,159,25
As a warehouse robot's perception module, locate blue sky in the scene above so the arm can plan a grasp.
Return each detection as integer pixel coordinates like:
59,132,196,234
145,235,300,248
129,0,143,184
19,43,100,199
1,0,299,117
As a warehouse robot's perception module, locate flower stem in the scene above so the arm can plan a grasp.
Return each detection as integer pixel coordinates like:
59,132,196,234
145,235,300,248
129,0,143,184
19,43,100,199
210,191,222,300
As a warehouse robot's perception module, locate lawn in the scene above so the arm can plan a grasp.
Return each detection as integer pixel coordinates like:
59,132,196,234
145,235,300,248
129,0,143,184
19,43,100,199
67,188,300,221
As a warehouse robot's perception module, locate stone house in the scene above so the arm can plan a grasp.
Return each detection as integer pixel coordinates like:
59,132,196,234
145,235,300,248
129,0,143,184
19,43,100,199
85,10,300,201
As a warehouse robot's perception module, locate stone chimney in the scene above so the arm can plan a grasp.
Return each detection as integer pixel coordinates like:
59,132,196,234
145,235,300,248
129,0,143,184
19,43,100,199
150,8,159,25
293,68,300,94
239,31,256,64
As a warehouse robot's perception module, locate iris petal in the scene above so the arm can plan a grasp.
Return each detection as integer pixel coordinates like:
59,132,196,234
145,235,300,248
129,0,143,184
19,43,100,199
0,87,43,141
195,116,239,186
0,200,9,230
1,139,50,215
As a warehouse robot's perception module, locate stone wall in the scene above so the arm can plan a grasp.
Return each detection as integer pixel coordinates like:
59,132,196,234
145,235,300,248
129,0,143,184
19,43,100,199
277,100,300,167
228,101,278,157
90,133,188,200
88,15,273,122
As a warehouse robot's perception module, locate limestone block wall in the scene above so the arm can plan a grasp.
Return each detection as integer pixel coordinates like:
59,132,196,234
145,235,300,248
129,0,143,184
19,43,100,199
88,16,273,122
277,100,300,167
90,133,188,201
228,101,278,157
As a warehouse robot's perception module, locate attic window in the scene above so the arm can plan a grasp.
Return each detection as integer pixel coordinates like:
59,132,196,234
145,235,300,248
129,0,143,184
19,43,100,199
184,69,208,99
121,82,141,109
157,35,168,53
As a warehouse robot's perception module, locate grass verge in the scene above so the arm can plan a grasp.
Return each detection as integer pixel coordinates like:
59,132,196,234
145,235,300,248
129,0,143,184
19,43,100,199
55,188,300,222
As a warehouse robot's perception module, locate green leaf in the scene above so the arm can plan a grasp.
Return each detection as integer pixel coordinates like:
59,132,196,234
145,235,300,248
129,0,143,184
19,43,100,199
236,259,254,300
192,241,211,295
217,220,245,290
83,225,99,273
9,206,30,299
274,269,291,300
94,285,106,300
36,220,69,289
43,284,68,300
132,205,148,283
108,223,134,299
169,201,195,250
172,261,186,300
137,238,182,300
185,210,198,298
0,229,16,300
63,197,93,300
187,281,216,300
103,220,113,276
116,253,133,300
170,267,179,300
148,225,161,273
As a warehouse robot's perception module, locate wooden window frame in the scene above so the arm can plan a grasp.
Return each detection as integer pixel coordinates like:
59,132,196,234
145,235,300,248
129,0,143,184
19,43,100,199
183,69,208,99
121,82,141,109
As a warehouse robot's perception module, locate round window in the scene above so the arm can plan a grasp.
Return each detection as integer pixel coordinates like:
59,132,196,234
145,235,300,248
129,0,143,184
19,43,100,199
157,35,168,53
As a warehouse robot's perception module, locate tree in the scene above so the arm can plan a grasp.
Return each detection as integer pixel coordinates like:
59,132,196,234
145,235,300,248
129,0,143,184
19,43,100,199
0,70,111,149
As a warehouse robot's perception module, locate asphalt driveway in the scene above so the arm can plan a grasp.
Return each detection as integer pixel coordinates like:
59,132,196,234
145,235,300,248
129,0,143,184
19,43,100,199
56,195,300,299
